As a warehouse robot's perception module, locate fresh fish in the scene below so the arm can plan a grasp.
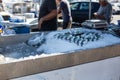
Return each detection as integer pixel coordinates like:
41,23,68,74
53,29,102,46
26,33,45,47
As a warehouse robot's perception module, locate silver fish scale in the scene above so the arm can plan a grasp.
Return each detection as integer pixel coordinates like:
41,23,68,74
54,31,102,46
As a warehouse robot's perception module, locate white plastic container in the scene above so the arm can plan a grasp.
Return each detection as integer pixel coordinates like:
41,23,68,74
24,13,35,18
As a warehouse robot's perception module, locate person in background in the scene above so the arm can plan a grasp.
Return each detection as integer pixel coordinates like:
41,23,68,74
94,0,112,24
57,0,72,29
38,0,57,31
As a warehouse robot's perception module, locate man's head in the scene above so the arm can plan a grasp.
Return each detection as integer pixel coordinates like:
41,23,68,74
99,0,108,6
0,0,2,3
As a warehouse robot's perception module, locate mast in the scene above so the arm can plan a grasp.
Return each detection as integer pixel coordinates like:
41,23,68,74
89,0,91,20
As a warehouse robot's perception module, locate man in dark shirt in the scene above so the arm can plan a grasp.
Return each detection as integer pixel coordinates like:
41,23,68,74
38,0,57,31
57,0,72,29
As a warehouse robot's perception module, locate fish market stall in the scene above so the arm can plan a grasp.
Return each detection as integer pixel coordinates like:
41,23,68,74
0,28,120,80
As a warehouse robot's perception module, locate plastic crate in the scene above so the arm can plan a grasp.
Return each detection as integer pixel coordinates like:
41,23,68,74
13,26,30,34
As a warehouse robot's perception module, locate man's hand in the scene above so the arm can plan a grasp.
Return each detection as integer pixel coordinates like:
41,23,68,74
94,12,98,18
38,18,44,30
94,12,105,20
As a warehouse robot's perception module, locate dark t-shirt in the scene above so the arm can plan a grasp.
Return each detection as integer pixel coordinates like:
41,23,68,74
59,0,72,22
38,0,57,31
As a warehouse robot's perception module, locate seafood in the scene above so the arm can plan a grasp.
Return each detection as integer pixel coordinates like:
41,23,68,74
26,28,102,48
26,33,46,47
53,29,102,46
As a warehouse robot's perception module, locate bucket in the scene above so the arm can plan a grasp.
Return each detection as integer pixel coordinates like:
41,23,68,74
13,26,30,34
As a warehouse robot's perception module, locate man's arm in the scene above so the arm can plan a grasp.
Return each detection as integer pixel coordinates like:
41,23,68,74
38,9,57,29
94,12,105,20
94,6,105,20
42,9,57,21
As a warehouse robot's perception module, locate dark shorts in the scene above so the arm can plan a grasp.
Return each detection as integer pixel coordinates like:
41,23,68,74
63,21,72,29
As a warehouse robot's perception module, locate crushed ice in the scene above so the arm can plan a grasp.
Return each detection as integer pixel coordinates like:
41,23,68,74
1,28,120,61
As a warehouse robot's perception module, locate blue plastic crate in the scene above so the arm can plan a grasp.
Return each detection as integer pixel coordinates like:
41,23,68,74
13,26,30,34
